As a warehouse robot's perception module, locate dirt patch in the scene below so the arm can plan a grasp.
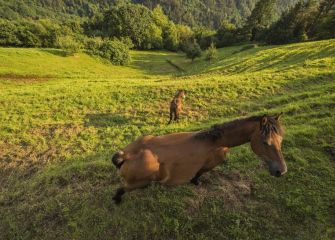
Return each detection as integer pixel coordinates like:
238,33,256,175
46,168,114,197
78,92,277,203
1,124,84,171
0,74,53,82
184,170,253,215
29,123,84,140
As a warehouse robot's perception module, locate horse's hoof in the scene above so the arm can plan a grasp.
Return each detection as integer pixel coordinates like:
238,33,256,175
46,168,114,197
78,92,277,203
112,196,122,204
190,179,200,186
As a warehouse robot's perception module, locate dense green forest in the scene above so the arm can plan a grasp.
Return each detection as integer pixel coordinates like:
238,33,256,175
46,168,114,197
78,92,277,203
135,0,298,28
0,0,334,64
0,0,297,27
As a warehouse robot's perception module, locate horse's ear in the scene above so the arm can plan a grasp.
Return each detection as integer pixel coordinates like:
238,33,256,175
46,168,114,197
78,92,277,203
275,112,283,121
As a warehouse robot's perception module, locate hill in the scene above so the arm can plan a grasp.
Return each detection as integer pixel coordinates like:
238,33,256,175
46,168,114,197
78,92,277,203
0,39,334,239
0,0,299,27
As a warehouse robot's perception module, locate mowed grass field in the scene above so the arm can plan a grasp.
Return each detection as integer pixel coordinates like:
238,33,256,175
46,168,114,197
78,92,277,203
0,39,334,240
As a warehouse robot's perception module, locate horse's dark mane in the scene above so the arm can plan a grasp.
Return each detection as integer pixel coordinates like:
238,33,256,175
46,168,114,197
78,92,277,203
194,115,283,141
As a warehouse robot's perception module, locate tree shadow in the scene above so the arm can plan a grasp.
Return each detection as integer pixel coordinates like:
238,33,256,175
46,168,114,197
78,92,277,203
85,114,130,127
40,49,68,57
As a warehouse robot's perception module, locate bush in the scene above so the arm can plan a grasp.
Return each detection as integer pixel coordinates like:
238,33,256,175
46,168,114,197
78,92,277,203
99,39,131,65
56,36,82,56
205,42,218,62
0,20,21,46
84,37,103,55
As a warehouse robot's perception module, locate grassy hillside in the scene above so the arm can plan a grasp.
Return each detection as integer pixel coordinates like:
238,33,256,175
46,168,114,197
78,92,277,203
0,39,335,239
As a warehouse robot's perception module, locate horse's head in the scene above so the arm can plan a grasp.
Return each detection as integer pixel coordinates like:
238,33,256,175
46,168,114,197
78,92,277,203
250,113,287,177
176,90,186,99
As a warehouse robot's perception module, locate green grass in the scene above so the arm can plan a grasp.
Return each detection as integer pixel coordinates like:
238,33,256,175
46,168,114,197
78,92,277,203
0,39,335,240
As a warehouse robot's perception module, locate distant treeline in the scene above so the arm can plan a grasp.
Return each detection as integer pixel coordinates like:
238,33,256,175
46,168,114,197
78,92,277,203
214,0,335,46
0,0,334,64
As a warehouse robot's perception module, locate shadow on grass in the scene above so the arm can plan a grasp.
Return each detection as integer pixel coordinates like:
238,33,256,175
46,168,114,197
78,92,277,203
40,49,68,57
85,114,130,127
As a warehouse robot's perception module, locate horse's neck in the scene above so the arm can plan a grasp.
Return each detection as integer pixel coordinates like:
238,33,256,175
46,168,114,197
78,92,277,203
174,95,182,102
218,120,257,148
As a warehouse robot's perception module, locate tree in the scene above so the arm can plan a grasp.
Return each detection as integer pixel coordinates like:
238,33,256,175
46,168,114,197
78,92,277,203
194,27,217,49
245,0,276,41
0,20,21,46
266,0,320,44
316,3,335,39
308,0,335,38
163,23,179,51
102,4,162,50
217,20,238,47
176,24,194,51
152,5,179,51
184,40,202,62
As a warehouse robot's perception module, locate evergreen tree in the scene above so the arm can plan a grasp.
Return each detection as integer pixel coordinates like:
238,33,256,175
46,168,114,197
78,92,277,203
245,0,276,41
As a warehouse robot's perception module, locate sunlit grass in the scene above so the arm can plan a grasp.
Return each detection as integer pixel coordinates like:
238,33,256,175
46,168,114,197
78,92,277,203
0,39,334,240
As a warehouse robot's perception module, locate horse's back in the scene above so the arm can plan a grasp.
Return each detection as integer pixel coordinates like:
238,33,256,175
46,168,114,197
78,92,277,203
120,131,211,186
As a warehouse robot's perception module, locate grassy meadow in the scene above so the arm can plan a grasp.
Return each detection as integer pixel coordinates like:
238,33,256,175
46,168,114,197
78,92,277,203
0,39,335,239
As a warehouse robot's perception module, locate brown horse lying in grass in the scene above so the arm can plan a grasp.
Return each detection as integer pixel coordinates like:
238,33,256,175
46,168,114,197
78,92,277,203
168,90,186,124
112,113,287,203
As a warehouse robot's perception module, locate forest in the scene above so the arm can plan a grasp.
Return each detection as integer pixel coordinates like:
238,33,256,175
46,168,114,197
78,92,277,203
0,0,298,27
1,0,334,66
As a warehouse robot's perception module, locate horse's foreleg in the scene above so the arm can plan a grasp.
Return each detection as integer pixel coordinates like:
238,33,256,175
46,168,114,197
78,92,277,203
168,110,173,124
112,187,125,204
174,109,179,122
190,170,205,185
191,147,229,186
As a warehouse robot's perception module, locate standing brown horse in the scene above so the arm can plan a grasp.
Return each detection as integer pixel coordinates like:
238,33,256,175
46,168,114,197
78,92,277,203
168,90,186,124
112,113,286,203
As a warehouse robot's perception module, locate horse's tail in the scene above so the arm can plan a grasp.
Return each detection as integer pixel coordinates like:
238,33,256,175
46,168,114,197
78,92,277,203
112,151,125,169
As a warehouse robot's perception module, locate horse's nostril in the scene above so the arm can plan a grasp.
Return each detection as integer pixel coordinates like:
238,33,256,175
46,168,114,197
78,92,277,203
275,170,281,177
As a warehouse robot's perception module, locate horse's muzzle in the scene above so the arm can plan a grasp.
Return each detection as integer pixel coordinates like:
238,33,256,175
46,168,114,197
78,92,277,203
268,160,287,177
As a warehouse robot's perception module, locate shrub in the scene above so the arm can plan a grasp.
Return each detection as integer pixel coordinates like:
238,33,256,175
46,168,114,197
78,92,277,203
84,37,103,55
205,42,218,62
99,39,131,65
56,36,82,56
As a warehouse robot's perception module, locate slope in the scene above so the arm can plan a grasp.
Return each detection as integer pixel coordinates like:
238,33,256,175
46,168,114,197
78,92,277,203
0,39,334,239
